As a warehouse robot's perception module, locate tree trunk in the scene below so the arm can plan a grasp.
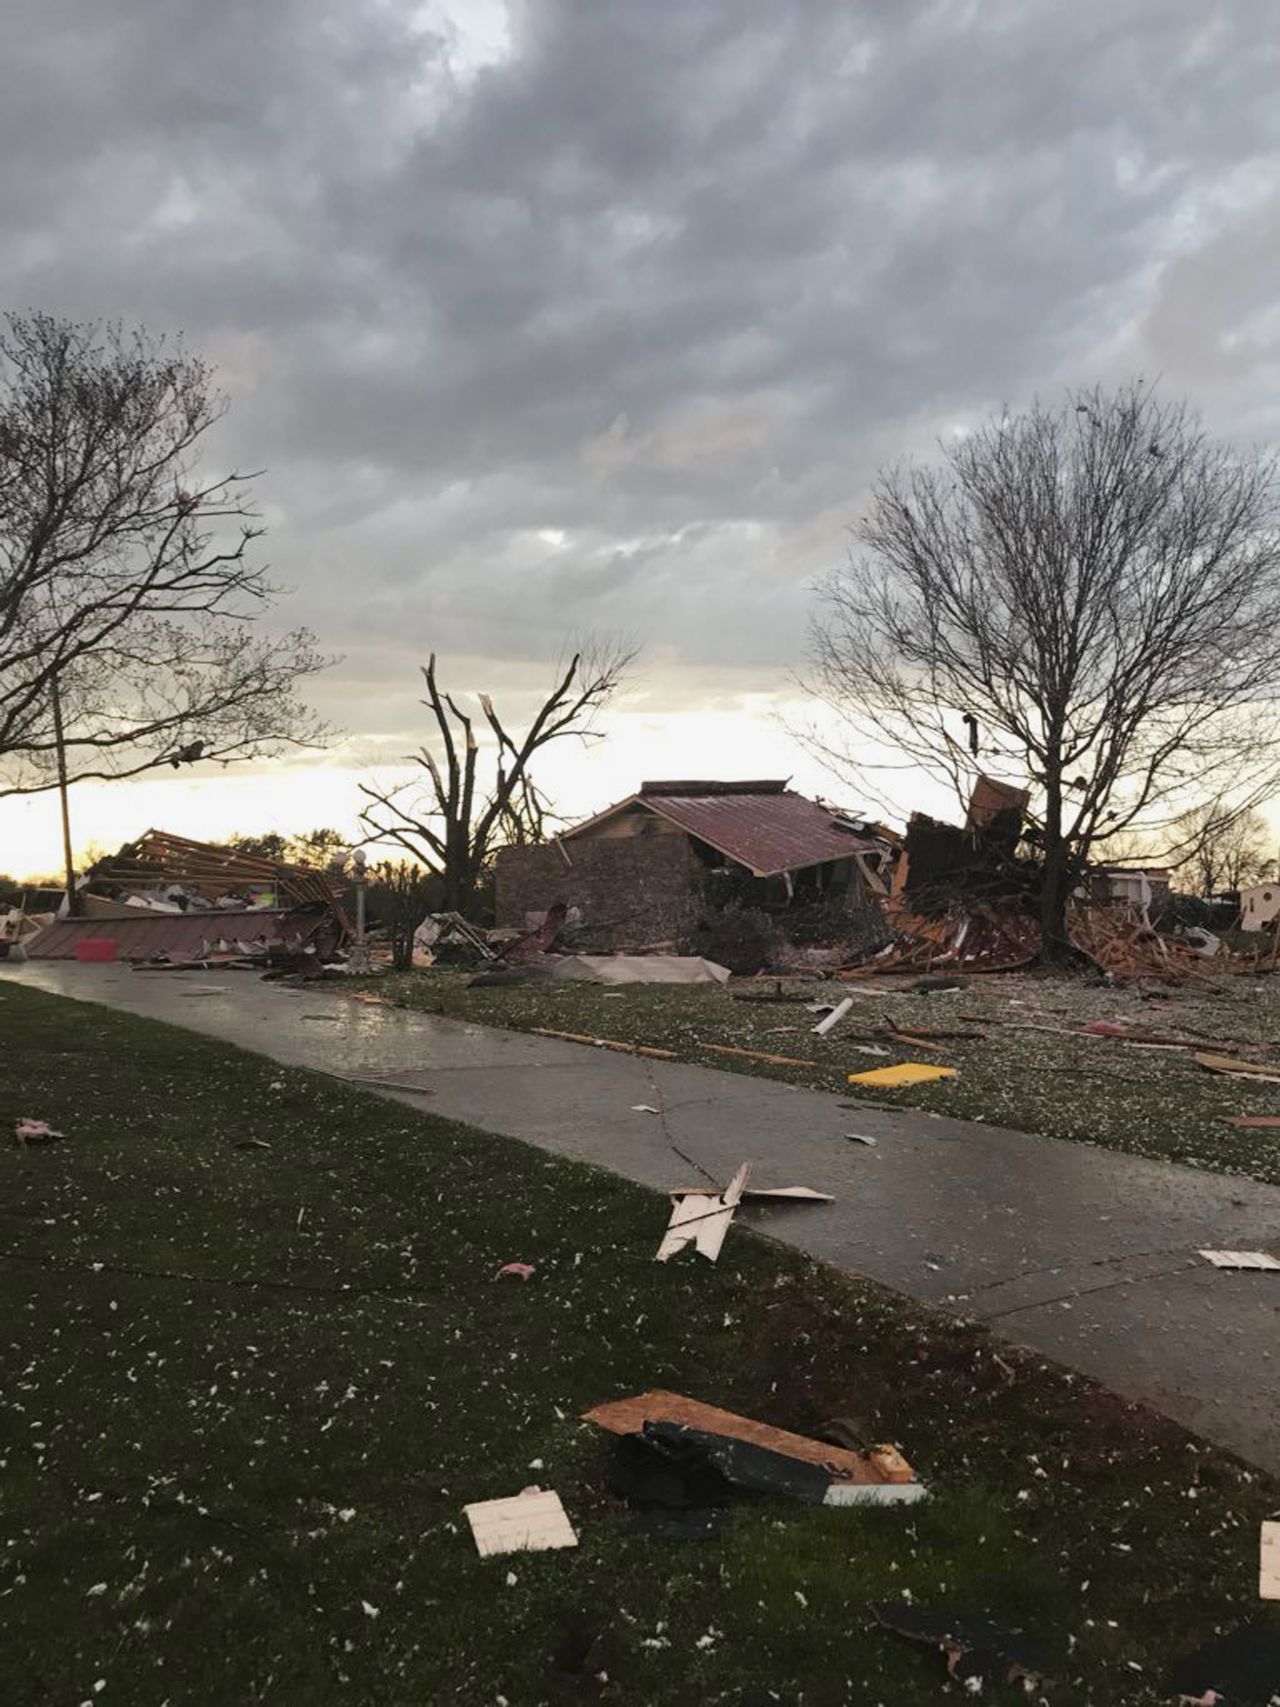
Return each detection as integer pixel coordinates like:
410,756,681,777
1038,779,1072,963
1039,849,1073,962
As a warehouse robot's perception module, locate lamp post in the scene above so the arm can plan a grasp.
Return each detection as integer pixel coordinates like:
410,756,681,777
351,847,367,943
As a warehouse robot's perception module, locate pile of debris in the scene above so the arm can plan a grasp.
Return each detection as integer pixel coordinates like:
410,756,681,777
20,830,351,968
843,899,1226,982
829,776,1270,983
0,903,55,960
1067,902,1221,983
843,902,1040,978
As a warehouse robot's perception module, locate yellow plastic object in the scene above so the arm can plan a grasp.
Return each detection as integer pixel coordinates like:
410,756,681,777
846,1062,958,1088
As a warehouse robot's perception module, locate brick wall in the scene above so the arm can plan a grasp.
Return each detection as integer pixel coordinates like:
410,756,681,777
494,835,703,946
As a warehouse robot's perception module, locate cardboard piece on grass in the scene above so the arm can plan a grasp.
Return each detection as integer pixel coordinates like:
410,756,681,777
463,1486,577,1557
1262,1521,1280,1600
655,1162,751,1263
583,1390,917,1488
847,1062,957,1088
1199,1250,1280,1270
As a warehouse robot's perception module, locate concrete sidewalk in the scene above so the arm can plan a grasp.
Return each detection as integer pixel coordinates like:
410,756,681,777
9,962,1280,1474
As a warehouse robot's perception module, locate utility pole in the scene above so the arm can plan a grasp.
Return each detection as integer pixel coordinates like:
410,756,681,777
50,675,80,917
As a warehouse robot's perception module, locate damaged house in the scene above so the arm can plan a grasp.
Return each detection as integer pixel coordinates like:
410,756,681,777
20,829,351,964
494,780,895,953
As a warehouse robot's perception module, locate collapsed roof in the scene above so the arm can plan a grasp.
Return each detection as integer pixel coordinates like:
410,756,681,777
23,828,351,962
84,829,348,915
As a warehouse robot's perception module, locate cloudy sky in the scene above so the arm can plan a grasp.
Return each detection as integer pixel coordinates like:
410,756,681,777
3,0,1279,874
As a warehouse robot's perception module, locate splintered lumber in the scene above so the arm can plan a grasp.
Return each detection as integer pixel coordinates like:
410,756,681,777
667,1184,834,1203
529,1027,678,1060
1195,1051,1280,1083
701,1042,817,1068
582,1390,917,1486
656,1163,752,1263
886,1023,985,1042
1225,1115,1280,1129
878,1028,947,1053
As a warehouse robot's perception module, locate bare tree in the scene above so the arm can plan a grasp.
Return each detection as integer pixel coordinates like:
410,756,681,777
1170,800,1274,896
0,312,331,794
807,381,1280,959
358,644,633,917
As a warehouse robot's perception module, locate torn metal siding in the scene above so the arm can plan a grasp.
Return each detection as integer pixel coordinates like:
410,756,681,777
23,910,331,961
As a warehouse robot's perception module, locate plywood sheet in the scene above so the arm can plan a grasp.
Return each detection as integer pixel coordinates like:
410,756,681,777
1262,1521,1280,1599
582,1390,915,1485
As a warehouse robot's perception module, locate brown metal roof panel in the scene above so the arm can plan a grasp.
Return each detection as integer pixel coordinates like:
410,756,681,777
24,910,328,962
642,791,880,877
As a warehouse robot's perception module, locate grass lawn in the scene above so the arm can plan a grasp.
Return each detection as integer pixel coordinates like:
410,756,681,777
1,981,1277,1706
369,967,1280,1187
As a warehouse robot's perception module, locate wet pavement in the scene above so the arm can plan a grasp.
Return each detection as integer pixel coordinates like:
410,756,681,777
8,962,1280,1474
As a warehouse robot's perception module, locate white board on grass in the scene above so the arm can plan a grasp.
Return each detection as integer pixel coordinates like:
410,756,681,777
463,1487,577,1557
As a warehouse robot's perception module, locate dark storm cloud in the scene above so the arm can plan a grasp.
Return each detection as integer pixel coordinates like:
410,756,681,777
2,0,1278,725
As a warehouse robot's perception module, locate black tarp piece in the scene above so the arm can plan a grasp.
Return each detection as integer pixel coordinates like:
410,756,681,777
874,1602,1054,1688
1167,1622,1280,1704
606,1421,832,1539
655,1422,831,1504
606,1428,728,1539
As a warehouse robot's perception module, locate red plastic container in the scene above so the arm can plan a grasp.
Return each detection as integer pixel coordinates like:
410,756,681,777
74,938,118,962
